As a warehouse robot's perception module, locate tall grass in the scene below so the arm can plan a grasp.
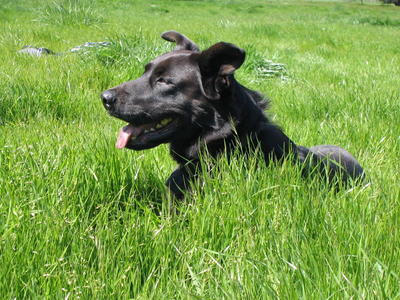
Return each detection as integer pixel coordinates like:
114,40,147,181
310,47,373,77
35,0,104,26
1,0,399,298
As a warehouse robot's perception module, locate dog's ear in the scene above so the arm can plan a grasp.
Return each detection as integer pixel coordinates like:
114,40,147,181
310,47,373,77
197,42,245,100
161,31,200,52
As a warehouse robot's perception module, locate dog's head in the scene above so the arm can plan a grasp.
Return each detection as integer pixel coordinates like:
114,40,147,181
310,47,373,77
101,31,245,150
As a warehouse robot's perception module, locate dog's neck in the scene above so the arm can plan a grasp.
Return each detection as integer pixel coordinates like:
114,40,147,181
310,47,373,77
217,78,269,132
170,78,299,165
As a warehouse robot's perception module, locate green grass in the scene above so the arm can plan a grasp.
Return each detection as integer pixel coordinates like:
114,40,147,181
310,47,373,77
1,0,399,298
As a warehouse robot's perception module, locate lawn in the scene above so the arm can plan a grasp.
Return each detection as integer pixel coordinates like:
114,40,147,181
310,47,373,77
0,0,399,298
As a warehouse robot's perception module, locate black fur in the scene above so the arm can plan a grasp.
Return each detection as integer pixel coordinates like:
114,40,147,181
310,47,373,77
101,31,365,199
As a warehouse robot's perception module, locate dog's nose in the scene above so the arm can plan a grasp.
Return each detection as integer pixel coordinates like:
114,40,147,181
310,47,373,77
101,90,117,109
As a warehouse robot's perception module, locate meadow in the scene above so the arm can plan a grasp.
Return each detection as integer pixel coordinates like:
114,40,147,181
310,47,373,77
0,0,399,298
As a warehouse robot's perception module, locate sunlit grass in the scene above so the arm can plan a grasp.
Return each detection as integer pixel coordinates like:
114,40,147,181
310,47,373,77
0,0,399,298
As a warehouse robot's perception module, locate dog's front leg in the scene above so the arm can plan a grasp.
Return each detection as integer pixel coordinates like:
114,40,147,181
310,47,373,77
166,162,199,200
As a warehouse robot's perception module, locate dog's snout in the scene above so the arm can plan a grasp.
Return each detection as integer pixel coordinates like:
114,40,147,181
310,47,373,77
101,90,117,109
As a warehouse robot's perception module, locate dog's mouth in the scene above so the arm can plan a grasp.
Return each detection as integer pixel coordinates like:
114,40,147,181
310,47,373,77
116,117,178,150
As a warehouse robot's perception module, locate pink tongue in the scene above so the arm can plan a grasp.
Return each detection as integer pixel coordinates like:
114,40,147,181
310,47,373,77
116,124,143,149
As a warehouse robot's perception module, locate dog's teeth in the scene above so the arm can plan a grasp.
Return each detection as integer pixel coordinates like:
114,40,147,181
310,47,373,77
144,129,149,133
150,127,155,132
161,118,171,126
156,123,163,129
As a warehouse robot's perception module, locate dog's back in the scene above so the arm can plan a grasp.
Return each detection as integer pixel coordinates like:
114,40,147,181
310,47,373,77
208,79,365,183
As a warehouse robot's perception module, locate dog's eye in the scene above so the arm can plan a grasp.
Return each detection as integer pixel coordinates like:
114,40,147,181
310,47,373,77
156,78,168,84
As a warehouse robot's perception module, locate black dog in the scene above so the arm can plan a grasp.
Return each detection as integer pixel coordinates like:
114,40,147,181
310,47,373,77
101,31,364,199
